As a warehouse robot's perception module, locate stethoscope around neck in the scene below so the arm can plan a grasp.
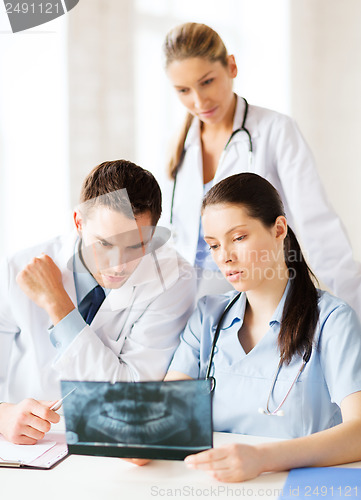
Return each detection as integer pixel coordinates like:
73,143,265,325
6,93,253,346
169,97,253,227
204,292,313,417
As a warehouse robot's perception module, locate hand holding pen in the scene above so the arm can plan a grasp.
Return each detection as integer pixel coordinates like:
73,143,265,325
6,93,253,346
50,388,76,411
0,398,60,445
0,388,76,445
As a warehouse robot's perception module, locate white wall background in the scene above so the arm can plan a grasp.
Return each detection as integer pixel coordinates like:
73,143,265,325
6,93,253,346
290,0,361,258
0,0,360,262
0,6,70,256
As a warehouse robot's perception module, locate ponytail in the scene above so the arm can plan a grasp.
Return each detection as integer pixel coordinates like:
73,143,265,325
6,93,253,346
278,227,319,364
167,113,193,179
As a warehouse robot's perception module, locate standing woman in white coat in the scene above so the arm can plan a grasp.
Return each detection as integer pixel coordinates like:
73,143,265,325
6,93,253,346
162,21,361,314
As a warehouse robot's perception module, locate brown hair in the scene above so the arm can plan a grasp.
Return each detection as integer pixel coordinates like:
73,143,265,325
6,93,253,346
202,173,319,364
163,22,229,179
80,160,162,226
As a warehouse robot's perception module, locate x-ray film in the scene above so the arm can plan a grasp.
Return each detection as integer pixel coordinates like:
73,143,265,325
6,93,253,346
61,379,213,460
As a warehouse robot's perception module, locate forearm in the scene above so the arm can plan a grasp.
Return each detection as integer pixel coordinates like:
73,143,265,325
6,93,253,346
46,295,75,325
258,419,361,474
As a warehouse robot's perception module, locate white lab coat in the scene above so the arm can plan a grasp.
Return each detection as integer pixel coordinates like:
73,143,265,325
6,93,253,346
161,95,361,315
0,232,196,403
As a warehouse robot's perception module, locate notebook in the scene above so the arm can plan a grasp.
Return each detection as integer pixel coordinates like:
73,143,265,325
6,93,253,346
61,379,213,460
0,432,68,469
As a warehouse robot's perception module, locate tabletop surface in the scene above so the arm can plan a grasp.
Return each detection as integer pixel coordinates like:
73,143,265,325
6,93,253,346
2,424,361,500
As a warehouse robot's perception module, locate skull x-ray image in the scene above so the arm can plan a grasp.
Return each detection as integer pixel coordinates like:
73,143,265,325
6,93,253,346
61,379,212,460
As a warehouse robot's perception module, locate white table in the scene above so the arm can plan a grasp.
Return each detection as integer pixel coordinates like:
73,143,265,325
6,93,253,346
2,426,361,500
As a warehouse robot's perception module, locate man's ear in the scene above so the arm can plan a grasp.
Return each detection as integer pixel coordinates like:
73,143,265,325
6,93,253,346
73,210,83,235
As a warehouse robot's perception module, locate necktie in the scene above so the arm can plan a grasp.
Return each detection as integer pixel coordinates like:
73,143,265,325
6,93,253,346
78,285,106,325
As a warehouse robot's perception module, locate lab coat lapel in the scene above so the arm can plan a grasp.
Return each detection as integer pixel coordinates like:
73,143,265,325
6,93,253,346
173,121,204,262
89,254,154,334
89,288,134,335
90,246,179,332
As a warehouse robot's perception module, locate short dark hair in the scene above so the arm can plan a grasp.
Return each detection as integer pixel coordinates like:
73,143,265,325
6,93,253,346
80,160,162,226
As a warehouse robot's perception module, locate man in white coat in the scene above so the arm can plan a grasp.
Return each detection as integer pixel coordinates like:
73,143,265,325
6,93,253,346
0,160,196,444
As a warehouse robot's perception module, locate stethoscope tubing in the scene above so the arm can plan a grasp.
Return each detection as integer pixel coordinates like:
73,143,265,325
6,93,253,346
205,292,242,389
262,346,312,416
205,292,313,416
170,97,253,226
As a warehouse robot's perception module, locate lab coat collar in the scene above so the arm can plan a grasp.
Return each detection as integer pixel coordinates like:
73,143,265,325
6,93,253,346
106,243,181,313
72,238,99,304
184,115,201,150
232,94,260,140
183,94,260,152
53,231,180,317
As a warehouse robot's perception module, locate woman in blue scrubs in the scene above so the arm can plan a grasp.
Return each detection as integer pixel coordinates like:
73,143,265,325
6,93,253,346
166,172,361,482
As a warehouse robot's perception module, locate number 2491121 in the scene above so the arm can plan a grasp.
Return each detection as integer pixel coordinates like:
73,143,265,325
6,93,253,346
5,3,61,14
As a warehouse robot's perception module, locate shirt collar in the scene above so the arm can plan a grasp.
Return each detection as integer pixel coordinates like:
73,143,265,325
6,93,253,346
73,239,103,304
219,280,291,331
218,291,247,331
269,280,291,326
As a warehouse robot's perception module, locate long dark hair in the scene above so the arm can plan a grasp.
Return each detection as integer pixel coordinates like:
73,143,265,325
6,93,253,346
202,173,319,364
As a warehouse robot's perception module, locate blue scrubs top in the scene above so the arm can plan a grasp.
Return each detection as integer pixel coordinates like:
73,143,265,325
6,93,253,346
169,285,361,439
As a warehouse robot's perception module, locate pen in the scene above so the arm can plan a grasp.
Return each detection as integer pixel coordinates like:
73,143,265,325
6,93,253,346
50,387,76,411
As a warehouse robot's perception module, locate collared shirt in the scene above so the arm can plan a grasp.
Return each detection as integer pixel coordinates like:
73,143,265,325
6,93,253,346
49,239,109,354
169,284,361,439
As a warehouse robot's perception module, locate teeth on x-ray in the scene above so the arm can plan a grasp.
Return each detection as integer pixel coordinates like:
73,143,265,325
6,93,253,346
61,380,213,460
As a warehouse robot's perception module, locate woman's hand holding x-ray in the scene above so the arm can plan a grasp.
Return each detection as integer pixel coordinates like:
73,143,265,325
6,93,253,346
184,443,264,482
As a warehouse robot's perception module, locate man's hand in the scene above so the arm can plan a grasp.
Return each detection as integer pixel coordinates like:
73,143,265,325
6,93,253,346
16,254,75,325
0,399,60,445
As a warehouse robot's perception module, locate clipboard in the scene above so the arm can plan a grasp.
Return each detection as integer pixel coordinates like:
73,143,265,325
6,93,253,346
0,432,68,469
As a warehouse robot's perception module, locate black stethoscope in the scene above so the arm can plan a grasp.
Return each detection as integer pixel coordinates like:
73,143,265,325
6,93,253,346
204,292,313,417
170,97,253,227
